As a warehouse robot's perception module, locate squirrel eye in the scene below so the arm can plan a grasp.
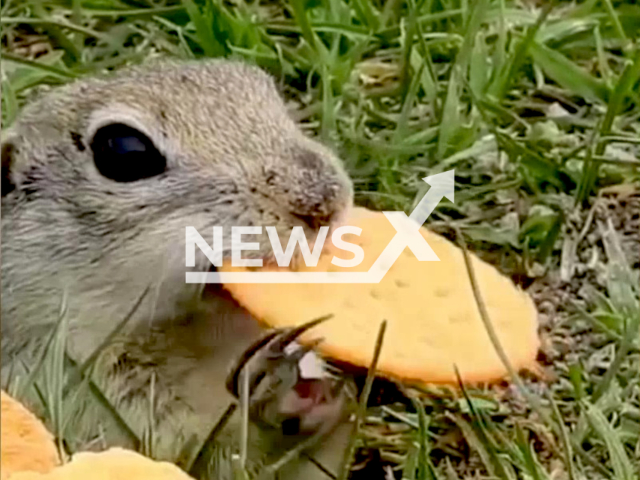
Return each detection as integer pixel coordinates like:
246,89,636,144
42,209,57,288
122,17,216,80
90,123,166,182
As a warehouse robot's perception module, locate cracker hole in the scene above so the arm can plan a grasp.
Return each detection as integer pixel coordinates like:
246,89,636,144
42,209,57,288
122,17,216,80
449,313,468,324
434,287,449,297
369,288,383,299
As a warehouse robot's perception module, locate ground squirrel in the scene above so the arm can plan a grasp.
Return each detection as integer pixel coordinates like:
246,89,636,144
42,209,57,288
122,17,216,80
1,59,354,475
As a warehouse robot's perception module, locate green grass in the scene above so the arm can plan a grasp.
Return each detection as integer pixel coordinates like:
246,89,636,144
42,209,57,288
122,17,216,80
1,0,639,479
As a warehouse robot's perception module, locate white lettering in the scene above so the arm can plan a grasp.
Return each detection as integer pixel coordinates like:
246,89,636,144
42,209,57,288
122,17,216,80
267,226,329,267
185,226,223,267
330,226,365,268
232,226,263,267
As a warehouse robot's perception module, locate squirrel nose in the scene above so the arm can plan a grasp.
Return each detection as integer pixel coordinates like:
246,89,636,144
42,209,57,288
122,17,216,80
290,183,349,230
285,149,352,231
291,211,335,230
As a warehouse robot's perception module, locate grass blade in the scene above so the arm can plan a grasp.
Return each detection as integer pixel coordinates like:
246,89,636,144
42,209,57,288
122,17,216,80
546,392,578,480
338,320,387,480
436,0,488,159
411,398,439,480
584,402,635,480
487,1,555,101
529,40,611,104
1,52,78,79
576,47,640,203
182,0,226,57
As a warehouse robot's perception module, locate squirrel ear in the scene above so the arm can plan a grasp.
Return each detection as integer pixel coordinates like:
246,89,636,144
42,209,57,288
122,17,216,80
2,137,17,197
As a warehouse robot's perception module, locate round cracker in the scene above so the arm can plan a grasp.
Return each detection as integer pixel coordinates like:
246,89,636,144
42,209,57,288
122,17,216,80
7,448,195,480
222,208,539,385
1,390,60,479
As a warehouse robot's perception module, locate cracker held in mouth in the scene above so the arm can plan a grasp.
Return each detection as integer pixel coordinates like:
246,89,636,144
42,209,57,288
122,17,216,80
221,207,540,385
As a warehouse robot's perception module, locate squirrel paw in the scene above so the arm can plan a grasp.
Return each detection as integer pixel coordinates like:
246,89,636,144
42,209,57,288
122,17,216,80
225,317,347,437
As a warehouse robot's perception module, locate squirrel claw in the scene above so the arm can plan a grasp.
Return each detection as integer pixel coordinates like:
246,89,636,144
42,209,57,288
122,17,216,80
225,315,346,436
225,315,331,398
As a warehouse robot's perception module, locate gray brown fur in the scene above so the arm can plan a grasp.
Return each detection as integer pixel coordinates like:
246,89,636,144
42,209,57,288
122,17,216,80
1,59,353,467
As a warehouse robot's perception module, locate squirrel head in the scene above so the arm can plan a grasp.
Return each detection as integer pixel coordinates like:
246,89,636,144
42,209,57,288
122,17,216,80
1,60,353,353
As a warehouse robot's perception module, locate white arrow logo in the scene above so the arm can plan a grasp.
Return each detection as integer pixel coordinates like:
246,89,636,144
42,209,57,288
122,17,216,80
187,170,455,284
